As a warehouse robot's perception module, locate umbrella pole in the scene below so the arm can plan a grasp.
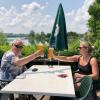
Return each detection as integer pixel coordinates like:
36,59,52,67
58,51,60,66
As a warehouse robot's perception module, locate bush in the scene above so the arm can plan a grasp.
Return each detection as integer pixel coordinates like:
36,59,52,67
0,45,36,59
92,39,100,58
0,45,10,59
22,45,36,56
0,39,100,60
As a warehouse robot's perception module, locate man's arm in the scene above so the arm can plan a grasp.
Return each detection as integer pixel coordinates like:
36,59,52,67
13,50,42,66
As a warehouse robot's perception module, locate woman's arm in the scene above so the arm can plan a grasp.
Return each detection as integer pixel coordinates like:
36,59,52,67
89,57,99,80
53,54,80,62
74,58,99,80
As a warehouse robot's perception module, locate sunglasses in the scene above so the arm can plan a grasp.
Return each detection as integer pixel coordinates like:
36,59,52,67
78,46,88,49
14,44,23,49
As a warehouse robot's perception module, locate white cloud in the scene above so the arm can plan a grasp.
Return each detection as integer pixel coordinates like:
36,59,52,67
22,1,47,13
66,0,94,33
0,1,53,34
0,0,95,34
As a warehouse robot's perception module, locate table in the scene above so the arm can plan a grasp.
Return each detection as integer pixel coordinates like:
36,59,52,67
0,65,75,97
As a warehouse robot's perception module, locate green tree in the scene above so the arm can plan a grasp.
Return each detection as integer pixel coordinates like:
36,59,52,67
67,31,80,43
87,0,100,58
35,32,50,44
45,33,51,43
84,32,94,42
28,30,36,45
0,32,8,45
35,33,41,43
40,31,46,43
88,0,100,38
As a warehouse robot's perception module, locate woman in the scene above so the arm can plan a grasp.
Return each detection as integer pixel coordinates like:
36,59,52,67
53,41,99,81
50,41,99,100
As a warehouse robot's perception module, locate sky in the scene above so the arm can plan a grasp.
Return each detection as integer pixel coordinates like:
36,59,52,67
0,0,94,34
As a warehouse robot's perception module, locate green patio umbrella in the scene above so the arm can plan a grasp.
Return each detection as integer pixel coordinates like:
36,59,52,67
49,3,68,51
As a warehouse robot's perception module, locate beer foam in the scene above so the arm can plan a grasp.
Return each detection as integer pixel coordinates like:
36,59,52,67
38,42,43,46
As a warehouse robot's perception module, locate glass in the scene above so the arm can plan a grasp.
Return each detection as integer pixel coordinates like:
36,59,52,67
48,48,54,60
36,42,44,57
48,47,54,68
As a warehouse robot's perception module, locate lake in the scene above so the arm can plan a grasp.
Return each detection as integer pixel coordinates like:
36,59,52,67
7,37,30,45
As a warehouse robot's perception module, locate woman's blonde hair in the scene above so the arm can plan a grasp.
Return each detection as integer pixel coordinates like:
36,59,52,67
80,41,93,53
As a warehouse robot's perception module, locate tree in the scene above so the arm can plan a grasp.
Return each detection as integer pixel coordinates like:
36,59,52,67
88,0,100,38
67,31,80,43
40,31,46,43
28,30,36,45
45,33,51,43
84,32,94,42
0,32,8,45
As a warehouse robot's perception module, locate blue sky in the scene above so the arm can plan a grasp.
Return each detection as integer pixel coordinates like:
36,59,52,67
0,0,94,34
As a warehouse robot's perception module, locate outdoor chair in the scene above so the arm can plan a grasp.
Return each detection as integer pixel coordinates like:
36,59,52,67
74,76,93,100
0,79,14,100
48,76,93,100
0,79,12,89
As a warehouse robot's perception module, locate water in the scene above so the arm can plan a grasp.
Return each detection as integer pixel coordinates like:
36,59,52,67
7,37,30,45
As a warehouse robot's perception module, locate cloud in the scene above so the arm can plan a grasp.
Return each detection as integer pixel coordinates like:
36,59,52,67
65,0,94,33
0,1,53,34
22,2,48,13
0,0,95,34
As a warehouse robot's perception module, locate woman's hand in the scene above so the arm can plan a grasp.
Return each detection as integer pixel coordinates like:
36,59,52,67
74,73,84,81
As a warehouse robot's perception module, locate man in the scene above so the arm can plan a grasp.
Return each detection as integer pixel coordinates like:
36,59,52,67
0,39,43,100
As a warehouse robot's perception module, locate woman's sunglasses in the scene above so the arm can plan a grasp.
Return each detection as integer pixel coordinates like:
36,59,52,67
14,44,23,49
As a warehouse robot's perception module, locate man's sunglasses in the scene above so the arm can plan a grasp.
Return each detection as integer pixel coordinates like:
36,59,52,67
78,46,87,49
14,44,23,49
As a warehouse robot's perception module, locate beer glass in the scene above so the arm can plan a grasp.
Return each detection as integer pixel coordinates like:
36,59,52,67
48,48,54,60
48,48,54,68
36,42,44,57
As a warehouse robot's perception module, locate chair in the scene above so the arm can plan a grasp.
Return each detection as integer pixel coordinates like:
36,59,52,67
74,76,93,100
0,79,12,89
0,79,14,100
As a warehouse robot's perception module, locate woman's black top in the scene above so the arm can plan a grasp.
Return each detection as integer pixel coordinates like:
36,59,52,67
78,56,92,75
